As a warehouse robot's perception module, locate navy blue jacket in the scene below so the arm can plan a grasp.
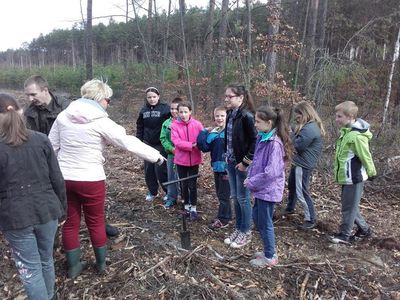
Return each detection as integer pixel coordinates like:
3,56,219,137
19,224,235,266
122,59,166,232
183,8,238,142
197,127,227,173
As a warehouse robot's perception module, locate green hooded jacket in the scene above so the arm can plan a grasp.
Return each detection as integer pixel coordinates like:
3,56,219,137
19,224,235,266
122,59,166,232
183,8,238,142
334,118,376,185
160,117,175,158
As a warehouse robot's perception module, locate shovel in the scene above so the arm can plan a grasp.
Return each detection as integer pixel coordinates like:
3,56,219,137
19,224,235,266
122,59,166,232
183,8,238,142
162,174,200,250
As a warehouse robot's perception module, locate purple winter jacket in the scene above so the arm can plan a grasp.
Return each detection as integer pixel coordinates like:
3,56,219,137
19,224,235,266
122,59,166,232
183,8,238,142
246,134,286,202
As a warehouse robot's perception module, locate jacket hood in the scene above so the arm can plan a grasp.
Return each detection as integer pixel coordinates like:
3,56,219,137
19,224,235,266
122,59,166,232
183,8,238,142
341,118,372,140
65,98,108,124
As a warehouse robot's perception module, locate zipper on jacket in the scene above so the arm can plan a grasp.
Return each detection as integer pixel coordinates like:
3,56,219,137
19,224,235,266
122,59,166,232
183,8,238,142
186,123,192,166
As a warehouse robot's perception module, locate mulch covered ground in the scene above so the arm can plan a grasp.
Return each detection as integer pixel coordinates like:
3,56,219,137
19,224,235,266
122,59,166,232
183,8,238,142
0,89,399,299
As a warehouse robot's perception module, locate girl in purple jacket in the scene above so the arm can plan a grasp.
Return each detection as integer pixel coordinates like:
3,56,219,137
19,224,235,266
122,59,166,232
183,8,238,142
171,101,203,221
244,106,293,267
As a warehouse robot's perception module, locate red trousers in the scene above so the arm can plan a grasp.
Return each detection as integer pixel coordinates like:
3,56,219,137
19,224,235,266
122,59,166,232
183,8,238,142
62,180,106,250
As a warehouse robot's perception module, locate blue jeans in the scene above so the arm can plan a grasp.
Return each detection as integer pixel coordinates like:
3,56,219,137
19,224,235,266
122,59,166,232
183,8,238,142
286,166,316,223
3,219,58,300
166,156,178,201
227,162,251,233
214,172,232,223
253,198,276,259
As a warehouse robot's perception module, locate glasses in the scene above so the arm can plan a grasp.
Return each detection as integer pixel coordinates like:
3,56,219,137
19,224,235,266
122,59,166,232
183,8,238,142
104,98,111,104
225,94,237,99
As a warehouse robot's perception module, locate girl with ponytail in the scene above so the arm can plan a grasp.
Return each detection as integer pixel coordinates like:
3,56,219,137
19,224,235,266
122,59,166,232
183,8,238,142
0,93,66,299
244,105,293,268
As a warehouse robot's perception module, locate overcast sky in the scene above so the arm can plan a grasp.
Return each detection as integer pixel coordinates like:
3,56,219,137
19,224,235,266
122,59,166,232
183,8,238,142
0,0,213,51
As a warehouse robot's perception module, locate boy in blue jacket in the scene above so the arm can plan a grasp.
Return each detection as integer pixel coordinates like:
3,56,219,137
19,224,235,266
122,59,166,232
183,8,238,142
197,106,231,229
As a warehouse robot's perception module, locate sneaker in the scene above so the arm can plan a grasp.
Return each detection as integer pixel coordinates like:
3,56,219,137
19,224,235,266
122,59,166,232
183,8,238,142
182,209,190,216
208,219,229,230
330,233,350,244
230,232,252,248
190,211,198,221
105,224,120,237
224,229,240,245
253,251,265,259
164,200,176,209
281,208,294,216
145,193,156,202
163,195,168,203
250,254,279,268
299,221,316,230
350,227,372,242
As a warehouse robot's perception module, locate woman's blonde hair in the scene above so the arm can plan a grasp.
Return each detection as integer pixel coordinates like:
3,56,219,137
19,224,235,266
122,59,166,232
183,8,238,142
81,79,113,102
0,94,28,146
293,101,326,136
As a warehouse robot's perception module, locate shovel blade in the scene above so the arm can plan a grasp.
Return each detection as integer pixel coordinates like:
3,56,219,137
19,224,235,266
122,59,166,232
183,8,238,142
180,231,191,250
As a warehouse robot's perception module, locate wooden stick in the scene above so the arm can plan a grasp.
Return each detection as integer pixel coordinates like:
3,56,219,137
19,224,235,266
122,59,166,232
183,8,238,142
137,256,170,279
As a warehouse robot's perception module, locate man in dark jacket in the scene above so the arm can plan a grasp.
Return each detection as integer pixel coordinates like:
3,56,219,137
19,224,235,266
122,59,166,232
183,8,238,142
23,75,119,237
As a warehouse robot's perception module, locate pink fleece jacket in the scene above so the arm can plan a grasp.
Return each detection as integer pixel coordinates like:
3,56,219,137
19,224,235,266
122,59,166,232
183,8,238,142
171,117,203,166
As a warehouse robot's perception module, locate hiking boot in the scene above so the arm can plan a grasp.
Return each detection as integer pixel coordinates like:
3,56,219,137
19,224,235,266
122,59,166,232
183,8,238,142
190,211,198,221
145,193,156,202
250,254,279,268
330,233,350,244
164,199,176,209
105,224,120,237
350,227,372,242
224,229,240,245
208,219,229,230
299,221,316,230
281,208,294,216
230,232,252,248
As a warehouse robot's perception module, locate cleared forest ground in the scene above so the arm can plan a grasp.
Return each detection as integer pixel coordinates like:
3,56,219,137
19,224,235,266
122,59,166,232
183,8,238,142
0,89,399,299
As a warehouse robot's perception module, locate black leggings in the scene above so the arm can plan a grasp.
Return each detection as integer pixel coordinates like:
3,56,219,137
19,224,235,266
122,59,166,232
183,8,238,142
176,165,199,206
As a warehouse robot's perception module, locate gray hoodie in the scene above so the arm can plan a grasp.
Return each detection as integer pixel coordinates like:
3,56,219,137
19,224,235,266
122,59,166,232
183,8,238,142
292,121,323,169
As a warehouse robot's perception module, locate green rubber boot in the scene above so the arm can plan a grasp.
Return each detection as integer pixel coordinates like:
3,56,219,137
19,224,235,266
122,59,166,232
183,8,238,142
94,246,107,273
65,248,86,278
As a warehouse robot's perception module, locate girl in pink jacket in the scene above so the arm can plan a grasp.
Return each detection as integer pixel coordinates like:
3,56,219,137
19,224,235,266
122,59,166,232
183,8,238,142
171,101,203,221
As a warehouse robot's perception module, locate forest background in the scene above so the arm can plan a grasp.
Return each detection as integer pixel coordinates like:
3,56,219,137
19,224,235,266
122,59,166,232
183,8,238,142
0,0,399,299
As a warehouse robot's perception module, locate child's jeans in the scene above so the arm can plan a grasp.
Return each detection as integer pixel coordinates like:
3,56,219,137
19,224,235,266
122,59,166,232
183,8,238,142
166,155,178,201
4,218,58,300
286,166,316,223
214,172,231,224
177,165,199,206
227,162,251,233
340,182,369,236
253,198,275,259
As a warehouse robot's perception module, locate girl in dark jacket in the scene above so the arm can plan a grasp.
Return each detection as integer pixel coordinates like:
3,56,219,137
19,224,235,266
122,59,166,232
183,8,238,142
0,93,66,300
223,85,258,248
283,101,325,229
136,87,170,201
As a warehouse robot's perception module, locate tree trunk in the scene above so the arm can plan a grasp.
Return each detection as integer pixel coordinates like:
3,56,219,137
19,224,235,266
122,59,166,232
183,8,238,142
246,0,252,71
204,0,215,78
85,0,93,80
131,0,152,77
265,0,281,83
304,0,319,97
380,27,400,133
161,0,172,91
294,0,310,90
179,0,194,110
215,0,229,98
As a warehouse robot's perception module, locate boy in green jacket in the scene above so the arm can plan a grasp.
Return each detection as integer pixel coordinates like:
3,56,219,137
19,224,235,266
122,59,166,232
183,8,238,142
331,101,377,244
160,97,183,208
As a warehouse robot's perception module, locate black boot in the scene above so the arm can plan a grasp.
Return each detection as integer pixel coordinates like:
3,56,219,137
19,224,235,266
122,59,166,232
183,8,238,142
94,246,107,273
106,224,120,237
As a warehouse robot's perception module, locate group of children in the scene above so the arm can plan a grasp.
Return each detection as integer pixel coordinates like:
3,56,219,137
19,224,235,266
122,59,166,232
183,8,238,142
136,84,377,268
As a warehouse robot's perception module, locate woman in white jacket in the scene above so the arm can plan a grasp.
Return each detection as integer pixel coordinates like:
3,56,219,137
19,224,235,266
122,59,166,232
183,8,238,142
49,79,165,278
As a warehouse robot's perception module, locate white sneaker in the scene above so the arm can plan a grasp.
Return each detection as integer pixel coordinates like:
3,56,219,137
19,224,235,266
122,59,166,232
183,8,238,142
224,229,240,245
250,254,278,267
145,193,156,202
230,232,252,248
